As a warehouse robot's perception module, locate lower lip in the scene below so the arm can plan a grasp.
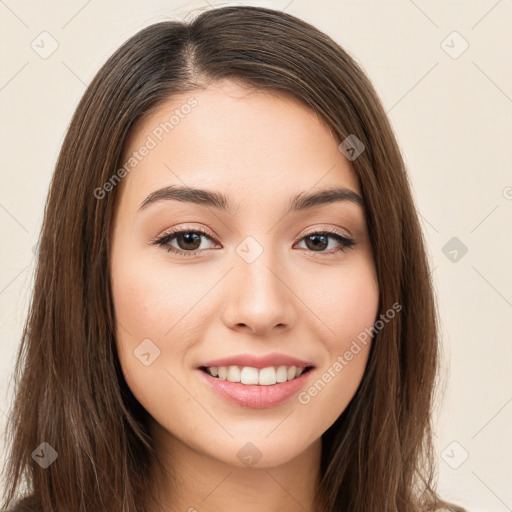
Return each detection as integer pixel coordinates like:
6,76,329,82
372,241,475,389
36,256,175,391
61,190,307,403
197,368,314,408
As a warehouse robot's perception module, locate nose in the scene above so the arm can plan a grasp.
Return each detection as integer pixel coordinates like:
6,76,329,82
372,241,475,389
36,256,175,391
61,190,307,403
220,248,297,337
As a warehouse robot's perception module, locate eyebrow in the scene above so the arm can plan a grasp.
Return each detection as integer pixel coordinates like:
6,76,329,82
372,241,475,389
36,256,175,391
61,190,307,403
138,185,364,215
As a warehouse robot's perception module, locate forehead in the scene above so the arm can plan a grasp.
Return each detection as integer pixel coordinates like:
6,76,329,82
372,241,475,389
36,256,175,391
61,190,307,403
118,79,360,209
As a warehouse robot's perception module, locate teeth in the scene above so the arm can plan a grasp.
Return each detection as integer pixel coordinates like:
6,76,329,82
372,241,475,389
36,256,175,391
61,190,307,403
227,365,241,382
205,364,309,385
276,365,288,383
258,367,276,386
240,366,259,385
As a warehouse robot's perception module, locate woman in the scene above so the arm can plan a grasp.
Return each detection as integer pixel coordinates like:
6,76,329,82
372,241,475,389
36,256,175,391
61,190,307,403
1,5,465,512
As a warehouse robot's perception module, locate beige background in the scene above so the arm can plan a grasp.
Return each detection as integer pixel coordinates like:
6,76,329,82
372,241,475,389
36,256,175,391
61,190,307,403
1,0,511,510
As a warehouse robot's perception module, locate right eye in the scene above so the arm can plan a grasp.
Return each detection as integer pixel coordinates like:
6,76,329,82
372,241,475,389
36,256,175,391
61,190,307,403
152,227,219,257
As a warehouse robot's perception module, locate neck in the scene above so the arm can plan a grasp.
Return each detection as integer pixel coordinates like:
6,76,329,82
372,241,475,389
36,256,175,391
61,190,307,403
147,420,323,512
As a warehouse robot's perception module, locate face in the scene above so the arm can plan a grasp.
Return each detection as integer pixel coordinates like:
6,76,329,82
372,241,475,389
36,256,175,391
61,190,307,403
110,79,379,470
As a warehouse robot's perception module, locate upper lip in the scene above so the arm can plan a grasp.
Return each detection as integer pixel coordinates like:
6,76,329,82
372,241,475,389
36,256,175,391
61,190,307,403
199,352,315,369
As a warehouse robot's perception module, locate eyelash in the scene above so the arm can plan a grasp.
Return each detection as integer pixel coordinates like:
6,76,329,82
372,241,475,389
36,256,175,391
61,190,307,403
151,225,356,258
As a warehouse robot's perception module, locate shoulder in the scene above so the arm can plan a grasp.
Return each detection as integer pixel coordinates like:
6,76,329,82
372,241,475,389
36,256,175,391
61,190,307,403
2,495,41,512
432,506,467,512
1,506,40,512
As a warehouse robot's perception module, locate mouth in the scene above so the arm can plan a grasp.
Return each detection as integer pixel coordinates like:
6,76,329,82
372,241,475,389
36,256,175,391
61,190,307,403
199,364,315,386
197,363,316,408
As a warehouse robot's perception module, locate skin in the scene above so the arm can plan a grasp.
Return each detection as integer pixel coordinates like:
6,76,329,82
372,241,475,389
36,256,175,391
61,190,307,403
110,79,379,512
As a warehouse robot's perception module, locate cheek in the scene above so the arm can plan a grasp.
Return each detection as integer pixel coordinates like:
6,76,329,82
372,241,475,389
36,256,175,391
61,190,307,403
111,249,208,342
309,256,379,348
110,255,204,421
110,244,225,406
296,258,378,427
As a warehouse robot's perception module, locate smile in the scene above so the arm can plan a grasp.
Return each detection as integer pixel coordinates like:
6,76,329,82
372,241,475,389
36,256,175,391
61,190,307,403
200,365,314,385
197,365,315,408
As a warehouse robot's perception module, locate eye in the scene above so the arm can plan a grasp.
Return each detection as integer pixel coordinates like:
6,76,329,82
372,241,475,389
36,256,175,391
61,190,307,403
152,226,218,257
294,230,356,255
151,227,356,257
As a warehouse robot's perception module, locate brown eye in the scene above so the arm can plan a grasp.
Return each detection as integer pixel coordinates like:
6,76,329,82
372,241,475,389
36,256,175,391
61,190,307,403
153,228,218,256
152,228,355,258
174,232,202,251
304,233,329,251
297,231,355,254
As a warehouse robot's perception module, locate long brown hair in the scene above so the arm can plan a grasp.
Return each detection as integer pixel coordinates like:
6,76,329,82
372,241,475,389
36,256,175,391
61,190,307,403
1,6,464,512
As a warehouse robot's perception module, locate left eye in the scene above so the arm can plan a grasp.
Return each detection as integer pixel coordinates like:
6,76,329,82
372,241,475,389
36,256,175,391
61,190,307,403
296,232,355,253
152,228,355,257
